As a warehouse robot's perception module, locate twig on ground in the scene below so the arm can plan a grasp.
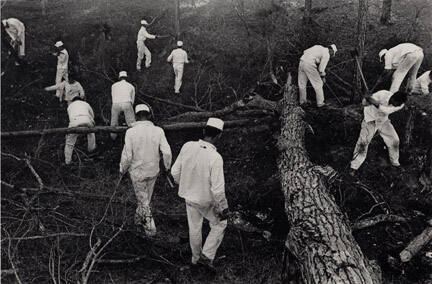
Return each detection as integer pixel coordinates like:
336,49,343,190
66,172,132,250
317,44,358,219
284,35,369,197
353,214,407,231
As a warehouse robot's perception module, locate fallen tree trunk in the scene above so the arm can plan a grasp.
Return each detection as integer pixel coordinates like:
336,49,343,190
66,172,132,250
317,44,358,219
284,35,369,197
400,224,432,263
1,117,273,138
278,75,381,283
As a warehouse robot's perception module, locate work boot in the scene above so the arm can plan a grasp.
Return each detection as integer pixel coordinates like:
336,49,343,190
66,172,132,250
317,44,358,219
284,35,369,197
197,254,215,271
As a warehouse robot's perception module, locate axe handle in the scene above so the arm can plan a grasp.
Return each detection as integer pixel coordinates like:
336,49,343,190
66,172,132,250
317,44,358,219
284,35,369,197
355,56,370,95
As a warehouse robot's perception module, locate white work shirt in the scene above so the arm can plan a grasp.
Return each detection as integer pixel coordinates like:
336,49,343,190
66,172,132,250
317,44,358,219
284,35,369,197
383,43,422,70
167,48,189,64
120,121,172,179
364,90,404,123
57,49,69,69
136,26,156,44
171,140,228,211
46,81,85,102
412,70,431,95
111,79,135,104
67,100,94,124
2,18,24,41
300,45,330,76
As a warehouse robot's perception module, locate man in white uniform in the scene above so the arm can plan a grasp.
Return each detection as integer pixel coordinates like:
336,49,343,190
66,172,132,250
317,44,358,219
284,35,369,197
350,90,408,174
120,104,172,236
44,73,85,104
136,19,158,71
110,71,136,140
53,41,69,99
171,118,230,268
378,43,424,93
2,18,25,58
167,41,189,94
65,97,96,165
298,44,337,107
411,70,431,95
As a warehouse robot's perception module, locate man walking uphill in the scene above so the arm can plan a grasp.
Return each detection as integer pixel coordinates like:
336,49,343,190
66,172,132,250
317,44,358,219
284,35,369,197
120,104,172,237
171,118,230,268
167,41,189,94
298,44,337,107
110,71,136,140
53,41,69,99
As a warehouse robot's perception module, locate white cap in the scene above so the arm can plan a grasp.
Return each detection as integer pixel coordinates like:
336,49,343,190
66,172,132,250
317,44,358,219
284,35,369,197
54,41,64,48
177,41,183,47
330,44,337,55
379,49,388,61
135,104,150,114
140,19,148,25
118,71,128,78
206,118,224,131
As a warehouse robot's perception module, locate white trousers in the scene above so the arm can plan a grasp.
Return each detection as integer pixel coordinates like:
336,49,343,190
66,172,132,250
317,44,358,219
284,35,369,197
110,102,136,140
55,68,68,99
137,42,151,69
350,120,400,170
298,60,325,106
131,176,157,236
186,201,227,264
173,63,184,93
390,49,424,93
65,117,96,165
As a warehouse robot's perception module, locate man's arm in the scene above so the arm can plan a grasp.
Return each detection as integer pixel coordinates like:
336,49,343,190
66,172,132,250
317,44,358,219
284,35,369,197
44,82,64,91
210,157,228,212
184,51,189,64
144,30,156,40
119,132,133,174
170,148,183,184
131,85,135,104
421,78,430,95
167,51,173,63
159,130,172,171
378,104,404,115
318,50,330,76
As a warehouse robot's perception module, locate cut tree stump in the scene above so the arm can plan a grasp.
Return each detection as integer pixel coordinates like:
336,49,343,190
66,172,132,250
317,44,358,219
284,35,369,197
278,75,381,283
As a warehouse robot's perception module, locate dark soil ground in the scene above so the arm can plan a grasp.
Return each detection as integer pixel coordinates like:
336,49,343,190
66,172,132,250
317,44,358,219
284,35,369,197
1,0,432,283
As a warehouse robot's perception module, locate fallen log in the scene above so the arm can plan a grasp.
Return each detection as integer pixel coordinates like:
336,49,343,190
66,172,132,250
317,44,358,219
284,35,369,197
1,117,274,138
400,224,432,263
278,75,381,283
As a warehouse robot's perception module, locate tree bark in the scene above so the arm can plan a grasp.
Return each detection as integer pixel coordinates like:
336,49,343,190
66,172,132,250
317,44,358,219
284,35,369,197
1,117,274,138
380,0,392,25
354,0,368,102
278,75,381,283
41,0,48,16
304,0,313,26
174,0,180,40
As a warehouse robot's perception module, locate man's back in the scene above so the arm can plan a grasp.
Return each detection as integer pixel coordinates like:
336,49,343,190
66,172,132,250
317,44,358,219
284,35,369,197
111,80,135,103
67,100,93,121
169,48,188,64
173,140,223,205
121,121,171,179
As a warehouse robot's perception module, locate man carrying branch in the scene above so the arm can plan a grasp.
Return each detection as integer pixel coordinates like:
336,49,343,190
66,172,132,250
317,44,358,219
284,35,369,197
136,19,160,71
350,90,408,175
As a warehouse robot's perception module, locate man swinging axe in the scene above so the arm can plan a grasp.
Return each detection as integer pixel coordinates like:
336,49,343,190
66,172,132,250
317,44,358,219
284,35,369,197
349,50,408,176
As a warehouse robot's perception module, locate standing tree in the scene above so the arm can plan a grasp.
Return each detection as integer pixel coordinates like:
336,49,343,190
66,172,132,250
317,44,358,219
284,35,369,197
174,0,180,40
41,0,48,16
353,0,368,102
380,0,392,25
304,0,312,26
